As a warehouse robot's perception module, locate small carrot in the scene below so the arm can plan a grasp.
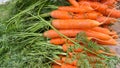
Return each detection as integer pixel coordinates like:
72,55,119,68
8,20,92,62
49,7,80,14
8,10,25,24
52,19,101,29
101,0,117,6
68,0,79,7
51,10,74,19
52,64,61,68
58,6,93,13
96,16,117,24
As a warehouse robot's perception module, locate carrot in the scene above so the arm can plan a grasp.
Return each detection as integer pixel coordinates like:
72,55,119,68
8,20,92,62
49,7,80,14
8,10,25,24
91,38,117,45
50,38,74,45
43,29,83,38
52,19,101,29
91,27,112,35
50,37,91,45
51,10,74,19
62,44,83,52
104,9,120,18
79,1,108,12
101,0,117,6
96,16,117,24
61,63,76,68
62,57,77,66
86,30,112,40
75,11,102,19
68,0,79,7
52,64,61,68
58,6,93,13
44,30,112,40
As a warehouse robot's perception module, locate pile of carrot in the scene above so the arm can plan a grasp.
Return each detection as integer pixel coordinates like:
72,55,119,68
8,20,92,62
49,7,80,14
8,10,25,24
43,0,120,68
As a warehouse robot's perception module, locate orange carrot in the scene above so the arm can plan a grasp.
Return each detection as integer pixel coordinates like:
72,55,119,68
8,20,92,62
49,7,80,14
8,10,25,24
43,29,83,38
86,30,112,40
105,9,120,18
44,30,112,40
52,19,101,29
58,6,93,13
91,27,112,35
68,0,79,7
96,16,117,24
101,0,117,6
61,63,76,68
51,10,74,19
50,38,74,45
75,11,102,19
91,38,117,45
50,37,92,45
52,64,61,68
62,44,83,52
79,1,108,12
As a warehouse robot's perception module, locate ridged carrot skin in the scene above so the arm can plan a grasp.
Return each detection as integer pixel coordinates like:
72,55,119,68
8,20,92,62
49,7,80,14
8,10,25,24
101,0,117,6
58,6,93,13
51,10,73,19
68,0,80,7
52,19,101,29
44,30,112,40
96,16,117,24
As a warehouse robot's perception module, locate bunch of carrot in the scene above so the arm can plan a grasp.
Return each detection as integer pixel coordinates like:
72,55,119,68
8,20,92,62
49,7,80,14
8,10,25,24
43,0,120,68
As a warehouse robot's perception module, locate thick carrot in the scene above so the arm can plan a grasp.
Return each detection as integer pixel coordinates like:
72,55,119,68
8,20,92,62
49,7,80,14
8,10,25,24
51,10,73,19
91,38,117,45
62,44,83,52
96,16,117,24
68,0,79,7
61,63,76,68
91,27,112,35
52,64,61,68
58,6,93,13
52,19,101,29
44,30,112,40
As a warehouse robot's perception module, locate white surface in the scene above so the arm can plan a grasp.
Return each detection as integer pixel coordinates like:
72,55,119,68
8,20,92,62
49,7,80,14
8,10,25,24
0,0,9,4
